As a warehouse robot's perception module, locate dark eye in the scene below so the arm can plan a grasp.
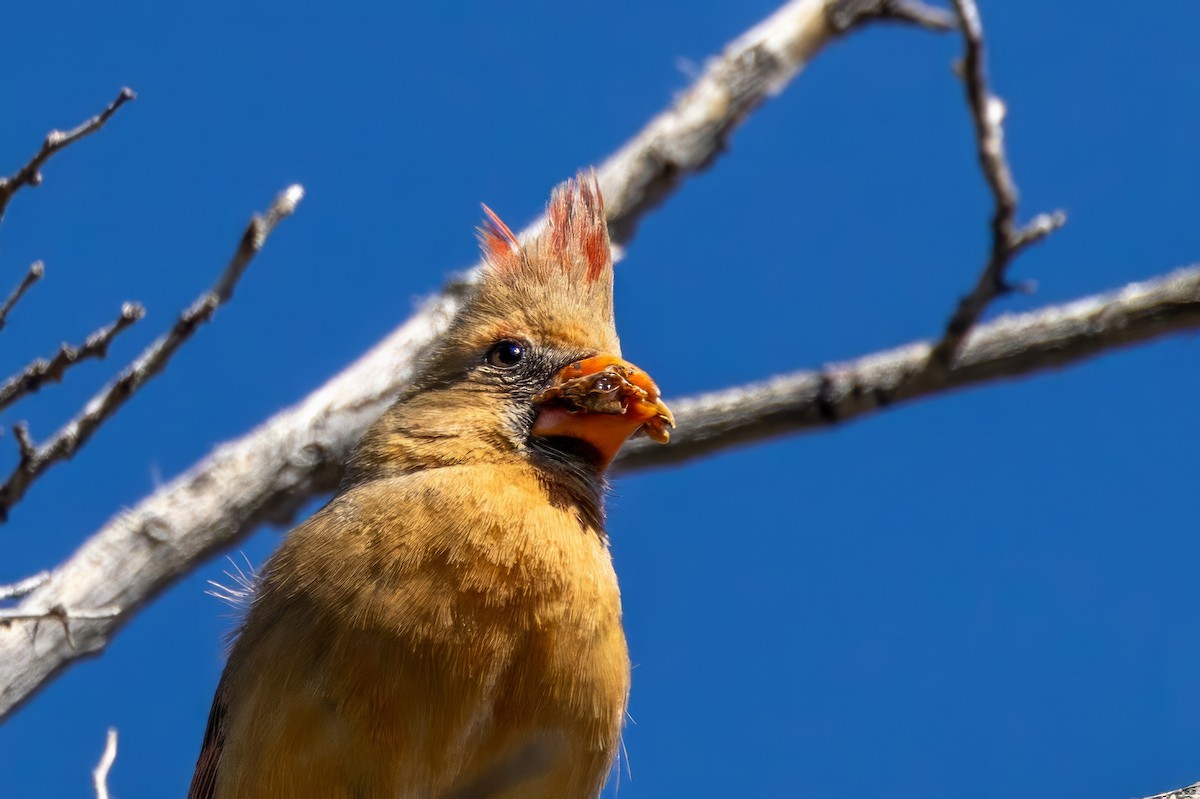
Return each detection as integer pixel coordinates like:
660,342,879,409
486,340,525,368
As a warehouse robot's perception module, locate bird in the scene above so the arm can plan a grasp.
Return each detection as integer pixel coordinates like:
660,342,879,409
188,171,674,799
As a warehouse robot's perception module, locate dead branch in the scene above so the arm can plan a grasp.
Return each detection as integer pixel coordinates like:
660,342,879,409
0,88,135,226
0,261,44,331
618,265,1200,468
0,185,303,522
928,0,1066,367
0,302,145,413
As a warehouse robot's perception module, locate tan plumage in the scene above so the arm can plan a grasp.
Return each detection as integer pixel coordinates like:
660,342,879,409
189,173,672,798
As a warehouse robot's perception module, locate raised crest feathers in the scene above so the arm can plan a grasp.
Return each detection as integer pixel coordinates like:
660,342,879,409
477,170,612,284
545,171,610,283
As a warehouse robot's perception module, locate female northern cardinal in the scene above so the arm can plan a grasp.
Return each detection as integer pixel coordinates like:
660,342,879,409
189,172,673,798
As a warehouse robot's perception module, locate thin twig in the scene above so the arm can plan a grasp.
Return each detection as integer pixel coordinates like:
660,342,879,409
0,185,304,522
0,88,136,226
0,261,44,332
0,302,145,413
0,571,50,601
928,0,1066,367
92,727,118,799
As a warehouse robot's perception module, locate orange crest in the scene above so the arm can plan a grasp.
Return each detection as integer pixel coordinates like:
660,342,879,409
545,171,610,283
477,170,611,283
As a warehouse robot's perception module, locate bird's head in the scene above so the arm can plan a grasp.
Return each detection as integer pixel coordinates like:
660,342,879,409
350,172,672,499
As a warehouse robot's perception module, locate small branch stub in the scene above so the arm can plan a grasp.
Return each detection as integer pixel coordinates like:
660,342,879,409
0,262,44,332
92,727,118,799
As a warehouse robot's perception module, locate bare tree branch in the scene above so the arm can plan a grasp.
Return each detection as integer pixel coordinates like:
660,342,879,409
0,0,946,721
0,88,135,226
929,0,1066,367
0,261,44,331
0,302,145,413
92,727,118,799
0,185,303,522
617,265,1200,468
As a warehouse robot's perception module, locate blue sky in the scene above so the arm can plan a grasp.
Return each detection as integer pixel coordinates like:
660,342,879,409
1,1,1198,797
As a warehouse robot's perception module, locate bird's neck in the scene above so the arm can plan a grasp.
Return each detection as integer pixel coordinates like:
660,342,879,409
344,394,609,534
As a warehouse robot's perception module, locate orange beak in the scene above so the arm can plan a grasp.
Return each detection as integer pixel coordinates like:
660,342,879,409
531,355,675,468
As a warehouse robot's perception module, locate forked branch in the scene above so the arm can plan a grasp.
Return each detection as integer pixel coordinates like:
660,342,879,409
929,0,1066,366
0,185,304,521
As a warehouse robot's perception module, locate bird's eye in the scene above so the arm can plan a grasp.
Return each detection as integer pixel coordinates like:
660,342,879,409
486,340,525,368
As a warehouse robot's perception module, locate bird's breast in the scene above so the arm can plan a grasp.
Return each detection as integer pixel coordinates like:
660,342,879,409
240,465,631,796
